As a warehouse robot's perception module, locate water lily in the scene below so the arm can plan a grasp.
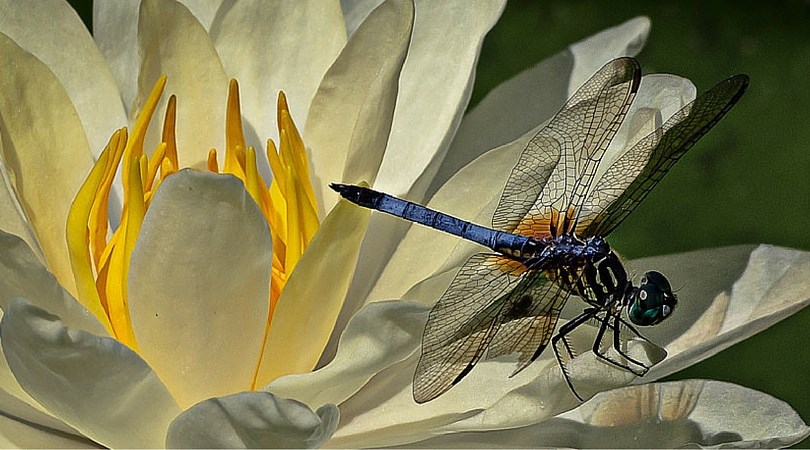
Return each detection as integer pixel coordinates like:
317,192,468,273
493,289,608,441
0,0,807,448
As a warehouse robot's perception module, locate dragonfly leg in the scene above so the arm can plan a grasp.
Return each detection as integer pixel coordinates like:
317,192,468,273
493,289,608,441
589,314,650,376
552,307,600,401
610,314,650,374
616,315,655,344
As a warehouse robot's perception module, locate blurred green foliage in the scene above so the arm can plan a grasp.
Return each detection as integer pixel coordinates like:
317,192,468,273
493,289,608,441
66,0,810,445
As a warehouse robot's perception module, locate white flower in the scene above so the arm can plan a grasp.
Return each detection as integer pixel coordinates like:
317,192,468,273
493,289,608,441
0,0,807,448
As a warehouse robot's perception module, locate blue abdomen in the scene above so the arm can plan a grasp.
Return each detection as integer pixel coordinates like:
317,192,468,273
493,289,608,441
330,183,539,256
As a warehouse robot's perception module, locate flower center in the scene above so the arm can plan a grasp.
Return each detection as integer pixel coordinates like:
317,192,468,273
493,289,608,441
66,77,319,350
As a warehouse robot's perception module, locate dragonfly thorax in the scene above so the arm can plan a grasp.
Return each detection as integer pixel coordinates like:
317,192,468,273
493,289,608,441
541,234,612,265
521,234,627,308
571,251,628,306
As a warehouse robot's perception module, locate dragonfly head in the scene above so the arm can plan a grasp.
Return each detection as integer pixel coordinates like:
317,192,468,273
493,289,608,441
628,271,677,326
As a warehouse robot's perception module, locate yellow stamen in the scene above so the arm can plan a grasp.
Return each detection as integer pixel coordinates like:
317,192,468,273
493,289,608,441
67,76,168,346
89,129,126,267
105,155,146,349
67,130,119,334
222,80,247,179
161,95,179,169
209,80,320,306
277,92,317,209
267,102,320,300
207,148,219,172
161,156,176,179
67,76,320,377
245,146,272,215
144,142,166,192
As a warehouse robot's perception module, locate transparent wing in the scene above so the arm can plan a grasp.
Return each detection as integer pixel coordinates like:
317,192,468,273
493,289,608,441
493,57,641,238
413,253,533,403
581,74,749,237
485,270,572,375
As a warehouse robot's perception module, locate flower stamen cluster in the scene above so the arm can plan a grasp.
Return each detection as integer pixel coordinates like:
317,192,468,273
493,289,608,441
66,75,319,355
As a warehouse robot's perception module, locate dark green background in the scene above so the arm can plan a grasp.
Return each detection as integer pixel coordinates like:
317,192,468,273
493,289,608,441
67,0,810,446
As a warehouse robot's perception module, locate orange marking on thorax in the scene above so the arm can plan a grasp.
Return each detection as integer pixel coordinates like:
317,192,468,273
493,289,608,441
513,206,580,239
493,255,530,276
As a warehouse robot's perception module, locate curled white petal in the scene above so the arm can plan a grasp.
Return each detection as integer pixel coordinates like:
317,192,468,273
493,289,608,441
166,391,338,448
0,298,181,448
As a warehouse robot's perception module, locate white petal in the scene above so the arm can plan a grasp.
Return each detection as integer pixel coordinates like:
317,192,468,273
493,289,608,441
255,197,370,387
633,245,810,380
593,73,696,183
344,246,807,447
400,380,810,448
318,249,803,444
0,307,43,411
0,231,108,419
563,380,810,448
0,32,96,295
165,392,338,448
0,138,41,263
177,0,224,30
426,17,651,200
93,0,140,113
0,230,107,336
305,0,413,216
0,0,126,156
0,420,95,448
95,0,226,115
136,0,229,168
212,0,346,149
0,298,181,448
266,301,428,408
567,16,650,88
128,170,272,408
340,0,383,38
375,0,506,199
0,383,93,448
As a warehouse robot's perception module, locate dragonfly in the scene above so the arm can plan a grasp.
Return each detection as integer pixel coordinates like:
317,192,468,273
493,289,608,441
331,57,748,403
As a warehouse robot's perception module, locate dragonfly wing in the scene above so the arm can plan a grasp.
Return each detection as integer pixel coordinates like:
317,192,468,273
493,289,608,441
486,271,571,375
413,253,530,403
581,74,749,237
493,57,641,238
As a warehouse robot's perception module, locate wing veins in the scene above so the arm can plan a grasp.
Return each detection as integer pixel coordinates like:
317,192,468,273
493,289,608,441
583,74,749,237
493,58,641,238
486,271,572,375
413,253,537,403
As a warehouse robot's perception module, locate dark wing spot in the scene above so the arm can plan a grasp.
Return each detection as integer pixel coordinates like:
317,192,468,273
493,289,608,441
505,294,533,320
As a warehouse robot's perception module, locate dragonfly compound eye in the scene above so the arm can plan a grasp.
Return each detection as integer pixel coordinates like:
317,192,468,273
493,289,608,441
628,271,677,326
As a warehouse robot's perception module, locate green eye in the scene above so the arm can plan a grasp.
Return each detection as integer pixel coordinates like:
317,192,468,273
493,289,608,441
628,271,677,326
